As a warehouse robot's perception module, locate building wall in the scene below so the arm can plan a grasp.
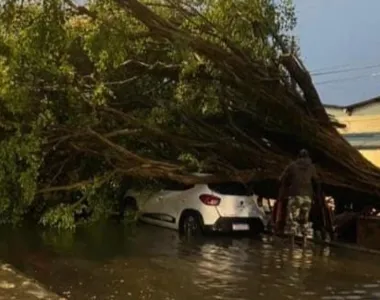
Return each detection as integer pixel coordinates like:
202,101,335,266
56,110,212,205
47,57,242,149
347,104,380,116
325,103,380,167
360,150,380,167
337,115,380,134
325,107,347,117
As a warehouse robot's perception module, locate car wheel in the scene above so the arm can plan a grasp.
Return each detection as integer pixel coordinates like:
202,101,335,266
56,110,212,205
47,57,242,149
181,213,202,237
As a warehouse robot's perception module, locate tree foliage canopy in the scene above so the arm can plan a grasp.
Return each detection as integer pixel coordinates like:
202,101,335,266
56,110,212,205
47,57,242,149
0,0,379,228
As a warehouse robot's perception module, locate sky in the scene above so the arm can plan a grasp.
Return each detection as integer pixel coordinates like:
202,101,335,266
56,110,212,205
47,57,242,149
294,0,380,105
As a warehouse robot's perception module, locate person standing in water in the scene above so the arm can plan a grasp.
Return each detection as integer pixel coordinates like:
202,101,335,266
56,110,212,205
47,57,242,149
279,149,320,246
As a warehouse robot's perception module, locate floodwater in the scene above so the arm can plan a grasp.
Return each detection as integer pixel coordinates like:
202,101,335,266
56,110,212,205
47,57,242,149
0,222,380,300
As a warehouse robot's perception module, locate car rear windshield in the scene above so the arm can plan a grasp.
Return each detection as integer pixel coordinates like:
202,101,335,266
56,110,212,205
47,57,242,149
208,182,251,196
161,180,194,191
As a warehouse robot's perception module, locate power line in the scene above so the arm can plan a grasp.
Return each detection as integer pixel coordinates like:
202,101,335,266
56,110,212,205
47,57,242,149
310,63,351,73
311,63,380,77
315,73,380,85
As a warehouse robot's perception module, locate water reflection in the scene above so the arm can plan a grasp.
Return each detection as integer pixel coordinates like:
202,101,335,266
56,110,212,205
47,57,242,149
0,223,380,299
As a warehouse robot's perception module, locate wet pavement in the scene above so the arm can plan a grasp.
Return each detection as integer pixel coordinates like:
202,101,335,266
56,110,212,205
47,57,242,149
0,263,63,300
0,222,380,300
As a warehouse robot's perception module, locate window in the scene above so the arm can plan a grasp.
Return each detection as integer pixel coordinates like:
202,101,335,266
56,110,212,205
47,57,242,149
208,182,251,196
343,132,380,149
161,180,194,191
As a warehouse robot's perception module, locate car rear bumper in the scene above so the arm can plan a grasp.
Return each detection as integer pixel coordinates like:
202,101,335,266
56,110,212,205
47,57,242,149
203,217,265,234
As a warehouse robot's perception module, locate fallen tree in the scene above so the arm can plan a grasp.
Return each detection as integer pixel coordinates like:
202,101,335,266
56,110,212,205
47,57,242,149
71,0,380,196
0,0,380,228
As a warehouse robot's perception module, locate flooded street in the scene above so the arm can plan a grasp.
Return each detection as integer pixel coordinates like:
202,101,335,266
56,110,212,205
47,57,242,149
0,223,380,300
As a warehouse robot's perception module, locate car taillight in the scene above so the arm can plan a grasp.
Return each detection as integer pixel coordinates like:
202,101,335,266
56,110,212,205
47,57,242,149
199,194,221,206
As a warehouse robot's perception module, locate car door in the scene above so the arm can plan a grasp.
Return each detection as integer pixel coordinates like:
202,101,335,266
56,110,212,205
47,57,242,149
156,180,195,229
138,186,180,228
138,188,162,212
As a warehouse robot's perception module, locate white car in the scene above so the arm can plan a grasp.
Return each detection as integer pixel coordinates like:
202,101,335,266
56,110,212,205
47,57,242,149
125,179,268,235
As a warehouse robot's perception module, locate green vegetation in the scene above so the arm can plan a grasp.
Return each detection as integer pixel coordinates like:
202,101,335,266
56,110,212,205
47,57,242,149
0,0,377,229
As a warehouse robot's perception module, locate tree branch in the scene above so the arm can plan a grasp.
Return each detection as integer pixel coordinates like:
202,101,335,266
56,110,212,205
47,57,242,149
37,171,116,194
